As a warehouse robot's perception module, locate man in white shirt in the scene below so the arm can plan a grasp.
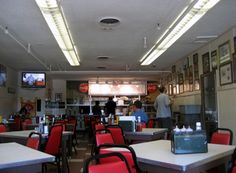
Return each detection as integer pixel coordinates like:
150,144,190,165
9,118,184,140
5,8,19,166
154,86,173,131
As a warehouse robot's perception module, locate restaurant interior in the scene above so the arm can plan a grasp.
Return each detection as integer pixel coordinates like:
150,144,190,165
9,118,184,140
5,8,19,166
0,0,236,173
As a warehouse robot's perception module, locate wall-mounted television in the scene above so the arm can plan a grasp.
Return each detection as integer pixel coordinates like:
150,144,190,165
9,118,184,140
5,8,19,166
22,72,46,88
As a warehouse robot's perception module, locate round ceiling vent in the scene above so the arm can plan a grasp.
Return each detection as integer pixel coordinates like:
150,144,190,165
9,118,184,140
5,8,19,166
99,17,120,28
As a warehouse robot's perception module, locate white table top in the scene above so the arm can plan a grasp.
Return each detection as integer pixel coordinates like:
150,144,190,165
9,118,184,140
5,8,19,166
130,140,235,171
0,130,73,139
140,128,168,134
125,128,168,135
0,142,54,169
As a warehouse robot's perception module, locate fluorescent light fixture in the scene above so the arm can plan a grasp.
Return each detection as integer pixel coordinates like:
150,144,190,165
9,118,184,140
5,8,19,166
140,0,221,65
35,0,80,66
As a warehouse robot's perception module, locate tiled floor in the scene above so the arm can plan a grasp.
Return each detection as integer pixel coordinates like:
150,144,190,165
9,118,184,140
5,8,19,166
47,131,92,173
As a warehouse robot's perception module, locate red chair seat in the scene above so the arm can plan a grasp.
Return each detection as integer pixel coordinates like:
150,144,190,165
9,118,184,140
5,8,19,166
84,152,131,173
89,161,129,173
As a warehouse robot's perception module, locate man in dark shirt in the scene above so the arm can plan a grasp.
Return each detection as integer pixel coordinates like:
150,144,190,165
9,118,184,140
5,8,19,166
105,97,116,116
92,101,102,115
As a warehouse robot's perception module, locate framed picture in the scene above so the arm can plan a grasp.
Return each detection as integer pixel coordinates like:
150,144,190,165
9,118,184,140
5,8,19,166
232,53,236,83
194,79,200,90
193,53,198,64
172,65,176,73
55,93,63,102
0,64,7,87
219,61,233,86
219,41,231,64
202,52,210,74
234,37,236,52
211,50,217,70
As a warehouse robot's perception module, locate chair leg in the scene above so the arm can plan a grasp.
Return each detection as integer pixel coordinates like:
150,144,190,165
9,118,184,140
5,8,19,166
56,157,61,173
72,142,77,154
66,157,70,173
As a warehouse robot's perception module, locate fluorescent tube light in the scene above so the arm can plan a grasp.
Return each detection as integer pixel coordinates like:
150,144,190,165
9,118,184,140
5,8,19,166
141,0,220,65
35,0,80,66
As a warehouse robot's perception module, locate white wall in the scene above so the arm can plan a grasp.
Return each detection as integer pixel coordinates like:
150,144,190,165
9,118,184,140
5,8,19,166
0,66,18,118
51,79,66,102
171,26,236,144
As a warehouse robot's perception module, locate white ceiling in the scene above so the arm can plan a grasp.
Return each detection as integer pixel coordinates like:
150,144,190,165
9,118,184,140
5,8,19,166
0,0,236,80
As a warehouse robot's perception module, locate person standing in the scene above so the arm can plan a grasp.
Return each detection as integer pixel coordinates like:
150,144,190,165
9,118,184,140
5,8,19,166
131,100,148,123
105,97,116,116
92,101,102,116
154,86,173,130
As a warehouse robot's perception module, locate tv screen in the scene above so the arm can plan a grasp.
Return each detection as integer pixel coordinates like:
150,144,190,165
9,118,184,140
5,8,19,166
22,72,46,88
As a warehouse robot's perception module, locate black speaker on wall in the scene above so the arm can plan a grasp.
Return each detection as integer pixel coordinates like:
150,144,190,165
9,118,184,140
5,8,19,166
37,99,41,112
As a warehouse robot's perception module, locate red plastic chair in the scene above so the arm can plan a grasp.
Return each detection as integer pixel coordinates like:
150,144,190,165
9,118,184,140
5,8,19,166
43,124,69,173
22,118,32,130
95,123,105,132
96,131,114,146
96,144,142,173
91,129,114,156
0,123,7,133
83,152,131,173
13,116,21,131
146,118,158,128
210,128,233,145
54,120,66,131
106,125,126,144
26,132,41,150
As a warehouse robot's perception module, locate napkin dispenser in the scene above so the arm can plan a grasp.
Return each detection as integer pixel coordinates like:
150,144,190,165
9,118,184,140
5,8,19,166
171,131,208,154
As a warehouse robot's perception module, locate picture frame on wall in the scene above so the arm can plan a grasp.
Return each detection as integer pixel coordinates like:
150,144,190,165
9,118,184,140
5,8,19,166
202,52,210,74
178,73,184,93
0,64,7,87
234,36,236,52
219,41,231,64
189,66,193,91
211,50,217,70
232,53,236,83
193,53,199,80
219,61,233,86
55,93,63,102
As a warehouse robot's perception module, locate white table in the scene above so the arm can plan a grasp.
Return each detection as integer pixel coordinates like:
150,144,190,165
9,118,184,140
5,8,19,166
0,142,54,173
124,128,168,143
130,140,235,173
0,130,73,173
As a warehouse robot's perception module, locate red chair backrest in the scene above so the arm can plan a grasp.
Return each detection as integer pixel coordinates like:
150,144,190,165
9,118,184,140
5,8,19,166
45,125,63,155
107,126,125,144
100,150,136,173
96,133,114,147
95,124,105,132
232,167,236,173
14,117,21,131
0,124,7,133
26,132,41,150
147,119,154,128
96,144,141,173
54,120,66,131
84,152,131,173
210,128,233,145
22,119,32,130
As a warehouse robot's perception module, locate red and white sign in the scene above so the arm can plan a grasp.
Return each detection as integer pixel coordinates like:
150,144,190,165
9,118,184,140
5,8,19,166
79,83,89,93
147,83,157,93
